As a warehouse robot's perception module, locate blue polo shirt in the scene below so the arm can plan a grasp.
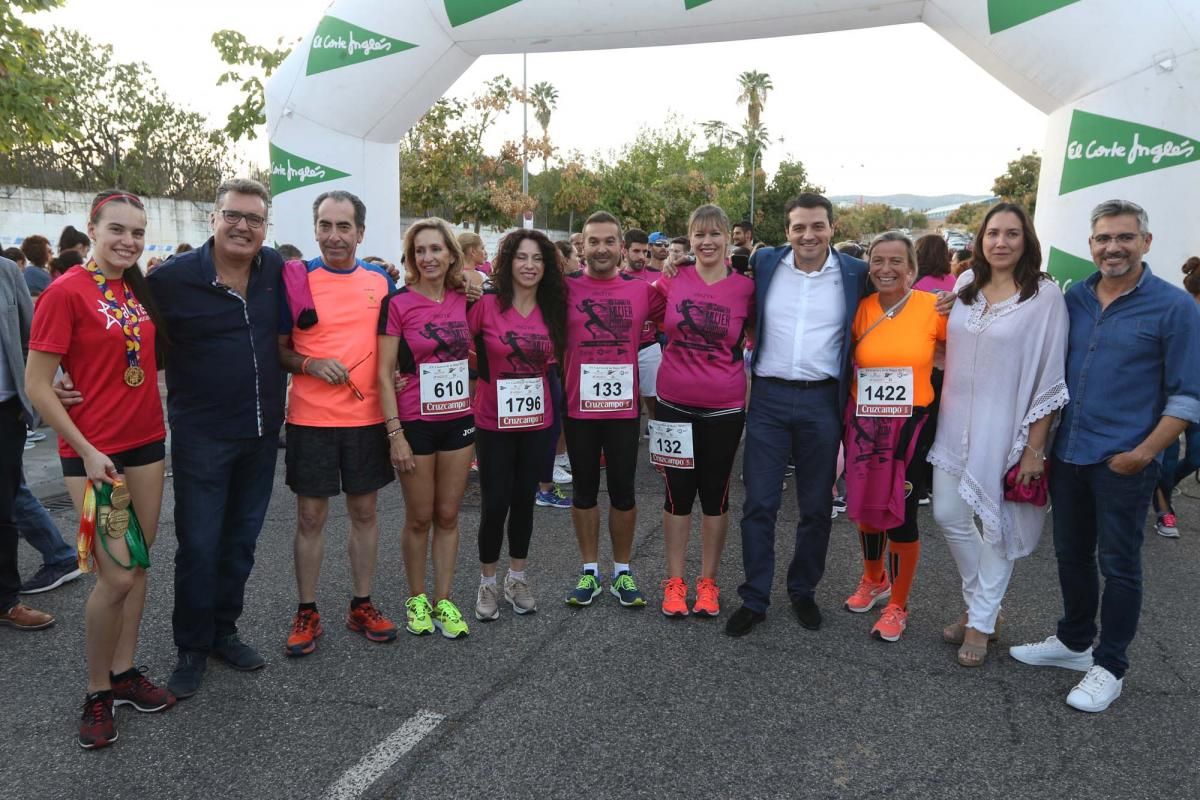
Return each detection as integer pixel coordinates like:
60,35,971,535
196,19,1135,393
1055,263,1200,465
148,238,290,439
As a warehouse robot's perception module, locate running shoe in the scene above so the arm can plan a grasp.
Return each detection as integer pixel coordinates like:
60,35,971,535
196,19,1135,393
599,453,606,470
405,594,435,636
692,577,720,617
844,574,892,614
784,461,795,478
660,577,689,617
23,440,34,450
832,495,847,514
610,570,646,607
470,458,479,472
504,574,537,614
918,493,931,507
286,608,322,656
1156,512,1180,538
475,583,500,621
871,604,908,642
432,598,469,639
111,666,176,712
535,485,571,508
552,464,573,484
19,561,83,594
565,570,602,606
78,692,117,750
26,429,46,442
347,601,399,642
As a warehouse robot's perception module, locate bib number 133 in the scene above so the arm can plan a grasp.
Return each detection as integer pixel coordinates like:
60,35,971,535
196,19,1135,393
579,364,634,413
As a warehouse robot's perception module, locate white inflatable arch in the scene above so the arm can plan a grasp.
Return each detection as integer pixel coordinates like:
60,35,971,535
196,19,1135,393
265,0,1200,286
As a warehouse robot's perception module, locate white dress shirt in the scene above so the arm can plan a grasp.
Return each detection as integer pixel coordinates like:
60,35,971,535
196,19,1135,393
754,247,845,381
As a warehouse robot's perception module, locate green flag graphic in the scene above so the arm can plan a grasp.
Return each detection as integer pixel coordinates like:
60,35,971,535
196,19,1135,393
306,16,416,76
685,0,716,8
988,0,1080,34
1046,247,1095,291
1059,110,1200,195
269,144,350,196
445,0,523,27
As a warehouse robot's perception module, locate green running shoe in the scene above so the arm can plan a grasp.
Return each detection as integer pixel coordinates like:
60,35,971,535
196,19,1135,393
405,593,434,636
565,570,602,606
610,571,646,607
432,598,469,639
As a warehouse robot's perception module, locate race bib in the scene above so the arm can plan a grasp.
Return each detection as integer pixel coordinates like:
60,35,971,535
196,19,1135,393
856,367,914,417
419,359,469,415
579,363,634,413
648,420,694,469
496,377,545,429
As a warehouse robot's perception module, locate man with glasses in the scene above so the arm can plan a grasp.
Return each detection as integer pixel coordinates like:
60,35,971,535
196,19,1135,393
1010,200,1200,712
148,178,289,698
648,232,670,271
275,190,398,657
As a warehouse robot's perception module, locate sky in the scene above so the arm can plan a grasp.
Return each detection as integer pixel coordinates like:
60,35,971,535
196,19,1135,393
31,0,1048,198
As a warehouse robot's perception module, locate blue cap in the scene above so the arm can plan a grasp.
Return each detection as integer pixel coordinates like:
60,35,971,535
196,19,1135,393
648,232,668,244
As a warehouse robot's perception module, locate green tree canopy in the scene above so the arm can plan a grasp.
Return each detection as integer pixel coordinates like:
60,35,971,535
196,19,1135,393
212,30,294,142
992,151,1040,215
0,1,70,151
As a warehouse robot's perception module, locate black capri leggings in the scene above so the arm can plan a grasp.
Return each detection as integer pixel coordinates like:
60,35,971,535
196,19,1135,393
655,401,745,517
476,426,553,563
539,365,565,483
563,416,640,511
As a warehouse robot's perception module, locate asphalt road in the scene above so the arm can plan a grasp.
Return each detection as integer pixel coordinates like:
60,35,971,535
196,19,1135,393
4,433,1199,800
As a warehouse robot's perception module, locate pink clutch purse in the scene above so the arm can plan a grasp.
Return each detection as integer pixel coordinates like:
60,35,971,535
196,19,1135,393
1003,461,1050,506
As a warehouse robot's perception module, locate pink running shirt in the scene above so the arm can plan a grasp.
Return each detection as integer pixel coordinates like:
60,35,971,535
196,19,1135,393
622,266,663,344
468,293,555,432
378,288,472,422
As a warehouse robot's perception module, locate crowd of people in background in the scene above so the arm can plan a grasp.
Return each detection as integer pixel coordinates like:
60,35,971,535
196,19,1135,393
1,179,1197,754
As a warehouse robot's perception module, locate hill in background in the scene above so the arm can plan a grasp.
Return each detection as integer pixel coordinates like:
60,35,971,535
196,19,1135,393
829,193,992,211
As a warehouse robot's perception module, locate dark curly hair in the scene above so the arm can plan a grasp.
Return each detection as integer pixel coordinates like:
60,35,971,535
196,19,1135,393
1182,256,1200,298
958,202,1045,305
491,229,567,363
915,234,951,280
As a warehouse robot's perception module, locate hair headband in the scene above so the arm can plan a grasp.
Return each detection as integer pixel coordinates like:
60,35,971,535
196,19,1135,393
91,193,144,219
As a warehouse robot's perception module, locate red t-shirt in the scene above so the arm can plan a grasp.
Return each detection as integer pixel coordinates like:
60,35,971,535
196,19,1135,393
563,270,666,420
654,266,755,409
467,293,555,432
378,288,472,422
29,265,165,458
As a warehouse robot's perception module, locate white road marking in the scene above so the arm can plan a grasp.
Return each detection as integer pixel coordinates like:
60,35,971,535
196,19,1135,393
323,709,445,800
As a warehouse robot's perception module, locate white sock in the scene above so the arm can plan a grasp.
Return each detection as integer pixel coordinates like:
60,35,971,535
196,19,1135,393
613,562,630,577
583,562,599,575
507,569,527,583
480,574,497,586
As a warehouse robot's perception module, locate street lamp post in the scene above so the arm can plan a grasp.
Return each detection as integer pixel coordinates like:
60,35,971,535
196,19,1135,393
748,145,763,225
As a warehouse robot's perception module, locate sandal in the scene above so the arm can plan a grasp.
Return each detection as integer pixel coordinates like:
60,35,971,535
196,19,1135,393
943,614,1003,645
957,637,989,667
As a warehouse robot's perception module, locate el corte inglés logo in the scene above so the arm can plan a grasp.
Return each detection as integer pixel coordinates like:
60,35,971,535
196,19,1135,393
1059,110,1199,194
306,16,416,76
269,144,350,196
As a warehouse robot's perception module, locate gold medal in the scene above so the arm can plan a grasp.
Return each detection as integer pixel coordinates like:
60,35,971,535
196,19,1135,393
104,509,130,538
124,366,145,387
110,482,131,510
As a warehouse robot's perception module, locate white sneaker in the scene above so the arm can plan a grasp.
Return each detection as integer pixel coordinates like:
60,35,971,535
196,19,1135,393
474,583,499,621
1009,635,1093,672
552,465,572,484
1066,665,1123,712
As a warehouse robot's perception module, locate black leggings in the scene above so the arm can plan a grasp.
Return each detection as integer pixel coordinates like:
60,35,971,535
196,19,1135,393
655,401,745,516
563,416,640,511
539,365,565,483
476,426,553,563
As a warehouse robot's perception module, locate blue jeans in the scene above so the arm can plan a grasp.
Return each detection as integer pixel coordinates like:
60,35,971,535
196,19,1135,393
171,431,279,653
737,379,842,613
1050,456,1159,679
15,476,74,568
1154,423,1200,512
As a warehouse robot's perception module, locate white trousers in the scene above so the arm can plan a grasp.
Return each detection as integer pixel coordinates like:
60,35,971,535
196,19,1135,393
931,467,1014,635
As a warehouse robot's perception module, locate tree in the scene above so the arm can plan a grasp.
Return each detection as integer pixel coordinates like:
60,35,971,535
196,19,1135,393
756,159,824,245
947,201,989,231
992,151,1041,215
528,82,558,169
212,30,295,142
0,0,70,151
736,71,773,133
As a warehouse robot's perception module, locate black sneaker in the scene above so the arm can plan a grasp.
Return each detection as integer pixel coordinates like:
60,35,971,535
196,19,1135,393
212,633,266,671
724,606,766,637
78,691,117,750
167,650,208,699
20,561,83,595
832,495,847,514
791,596,822,630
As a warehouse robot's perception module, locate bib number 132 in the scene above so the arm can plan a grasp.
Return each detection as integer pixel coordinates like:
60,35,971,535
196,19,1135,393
648,420,694,469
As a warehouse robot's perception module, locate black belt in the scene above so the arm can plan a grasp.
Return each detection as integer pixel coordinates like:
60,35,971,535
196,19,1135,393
756,375,837,389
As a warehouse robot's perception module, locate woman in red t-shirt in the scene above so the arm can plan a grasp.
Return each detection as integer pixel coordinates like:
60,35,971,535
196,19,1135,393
25,191,173,750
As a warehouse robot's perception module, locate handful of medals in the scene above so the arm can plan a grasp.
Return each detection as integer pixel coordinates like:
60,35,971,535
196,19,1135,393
77,479,150,572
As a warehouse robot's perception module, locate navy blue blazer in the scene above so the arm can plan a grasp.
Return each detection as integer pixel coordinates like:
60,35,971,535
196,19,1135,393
748,245,869,404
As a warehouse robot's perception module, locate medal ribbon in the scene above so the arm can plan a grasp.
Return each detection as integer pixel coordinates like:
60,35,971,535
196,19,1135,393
85,260,142,373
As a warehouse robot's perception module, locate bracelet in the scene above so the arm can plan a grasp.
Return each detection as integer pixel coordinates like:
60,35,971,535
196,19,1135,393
384,416,401,425
300,357,313,375
1024,445,1046,460
387,428,404,439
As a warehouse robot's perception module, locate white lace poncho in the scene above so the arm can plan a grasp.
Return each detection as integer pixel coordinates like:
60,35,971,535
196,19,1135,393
928,271,1070,559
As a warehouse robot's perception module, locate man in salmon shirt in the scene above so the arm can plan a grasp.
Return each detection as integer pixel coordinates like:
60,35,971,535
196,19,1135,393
276,191,398,657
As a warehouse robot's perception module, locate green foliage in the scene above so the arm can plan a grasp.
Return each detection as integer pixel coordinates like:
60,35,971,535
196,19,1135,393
947,201,989,230
0,27,233,199
831,203,928,243
0,1,70,151
992,151,1040,215
212,30,295,142
755,160,824,245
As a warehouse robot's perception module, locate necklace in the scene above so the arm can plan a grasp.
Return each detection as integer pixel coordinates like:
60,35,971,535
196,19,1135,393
85,260,146,387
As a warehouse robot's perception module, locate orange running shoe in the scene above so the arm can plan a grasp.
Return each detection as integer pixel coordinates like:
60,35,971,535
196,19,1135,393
347,601,399,643
692,578,720,617
844,573,892,614
872,603,908,642
286,609,322,657
660,577,689,617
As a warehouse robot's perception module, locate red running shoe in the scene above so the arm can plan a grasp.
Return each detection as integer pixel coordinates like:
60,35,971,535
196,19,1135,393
347,601,399,642
78,692,117,750
112,666,176,712
660,577,689,617
286,608,323,656
692,578,720,617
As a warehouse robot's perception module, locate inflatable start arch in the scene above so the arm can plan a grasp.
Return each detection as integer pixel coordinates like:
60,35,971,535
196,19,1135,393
265,0,1200,286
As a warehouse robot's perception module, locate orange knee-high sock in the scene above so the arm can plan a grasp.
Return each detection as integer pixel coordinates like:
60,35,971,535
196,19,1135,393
858,527,886,582
887,540,921,609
